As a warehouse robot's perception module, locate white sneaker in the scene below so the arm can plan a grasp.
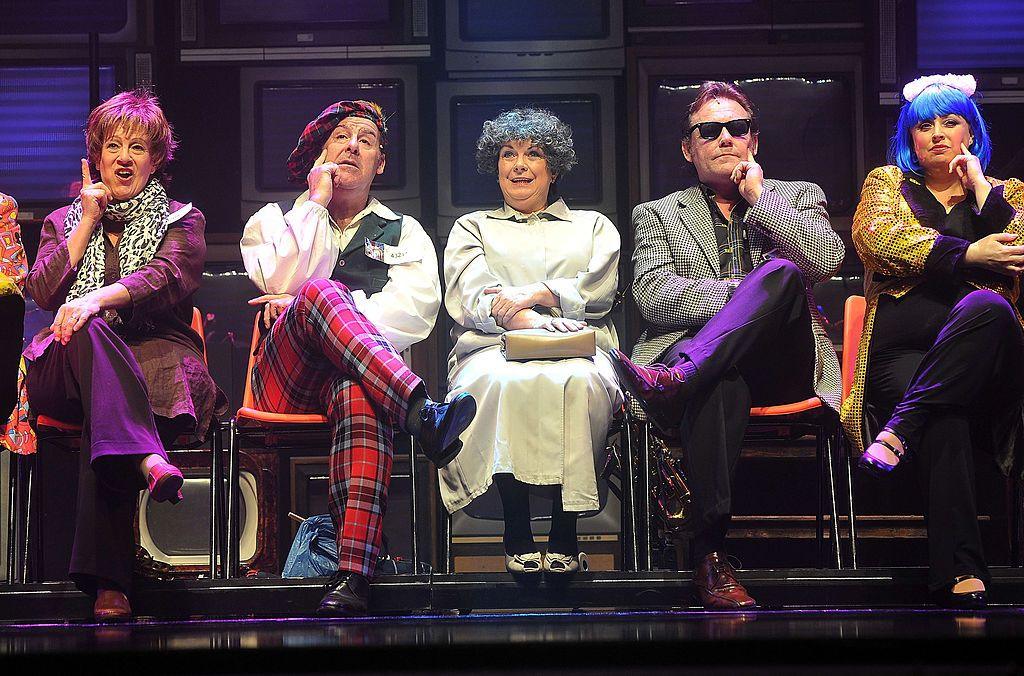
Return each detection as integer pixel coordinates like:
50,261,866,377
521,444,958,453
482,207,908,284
505,551,542,574
543,551,589,574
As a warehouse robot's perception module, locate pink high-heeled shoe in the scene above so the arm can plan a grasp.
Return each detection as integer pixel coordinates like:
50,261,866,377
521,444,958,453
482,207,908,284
146,461,184,504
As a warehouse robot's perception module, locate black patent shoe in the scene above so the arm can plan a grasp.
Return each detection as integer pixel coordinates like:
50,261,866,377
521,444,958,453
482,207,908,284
417,393,477,468
316,571,370,617
937,576,988,610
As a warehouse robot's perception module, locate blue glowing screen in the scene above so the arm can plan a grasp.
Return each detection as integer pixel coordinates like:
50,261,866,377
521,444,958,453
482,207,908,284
0,66,116,203
918,2,1024,69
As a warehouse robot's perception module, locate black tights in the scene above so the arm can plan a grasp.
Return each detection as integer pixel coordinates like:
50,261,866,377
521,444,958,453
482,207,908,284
494,474,579,555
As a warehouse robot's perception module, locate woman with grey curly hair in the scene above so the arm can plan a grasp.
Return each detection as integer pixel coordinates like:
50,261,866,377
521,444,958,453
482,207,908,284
474,108,578,186
440,108,622,578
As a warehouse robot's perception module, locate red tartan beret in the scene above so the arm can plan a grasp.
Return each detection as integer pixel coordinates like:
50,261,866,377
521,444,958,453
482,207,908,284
286,100,387,183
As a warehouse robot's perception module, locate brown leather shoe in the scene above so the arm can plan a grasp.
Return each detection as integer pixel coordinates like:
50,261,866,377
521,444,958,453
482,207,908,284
609,348,689,434
693,552,756,609
93,589,131,623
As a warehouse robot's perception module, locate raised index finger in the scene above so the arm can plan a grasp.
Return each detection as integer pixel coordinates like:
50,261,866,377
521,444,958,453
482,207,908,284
747,150,755,163
961,142,972,156
81,158,91,187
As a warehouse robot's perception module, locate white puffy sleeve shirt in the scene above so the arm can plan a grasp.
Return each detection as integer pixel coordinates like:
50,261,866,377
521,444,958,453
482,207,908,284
241,194,441,353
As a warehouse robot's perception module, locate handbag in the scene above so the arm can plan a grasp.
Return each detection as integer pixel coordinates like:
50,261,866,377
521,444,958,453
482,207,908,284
500,328,597,361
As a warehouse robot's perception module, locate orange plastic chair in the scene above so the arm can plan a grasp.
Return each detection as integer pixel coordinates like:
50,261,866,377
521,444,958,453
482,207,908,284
225,314,422,578
632,301,861,571
8,307,224,583
746,389,846,569
842,295,866,404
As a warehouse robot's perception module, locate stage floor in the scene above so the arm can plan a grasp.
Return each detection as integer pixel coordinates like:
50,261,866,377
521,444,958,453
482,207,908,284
1,608,1023,673
3,569,1024,673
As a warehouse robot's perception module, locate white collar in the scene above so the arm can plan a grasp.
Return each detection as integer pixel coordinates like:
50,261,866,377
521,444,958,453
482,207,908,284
293,192,399,228
483,197,572,221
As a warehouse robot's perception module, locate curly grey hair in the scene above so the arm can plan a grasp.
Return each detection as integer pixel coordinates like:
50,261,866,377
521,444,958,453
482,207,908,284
475,108,577,177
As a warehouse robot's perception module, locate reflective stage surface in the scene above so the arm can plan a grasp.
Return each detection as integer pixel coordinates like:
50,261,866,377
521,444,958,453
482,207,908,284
2,608,1024,673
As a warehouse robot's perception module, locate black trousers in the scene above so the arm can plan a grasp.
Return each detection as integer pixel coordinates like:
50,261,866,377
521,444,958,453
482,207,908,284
868,285,1024,591
25,318,172,595
661,258,817,562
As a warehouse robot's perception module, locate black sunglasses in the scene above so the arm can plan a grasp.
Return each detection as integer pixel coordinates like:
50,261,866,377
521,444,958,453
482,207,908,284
687,118,755,141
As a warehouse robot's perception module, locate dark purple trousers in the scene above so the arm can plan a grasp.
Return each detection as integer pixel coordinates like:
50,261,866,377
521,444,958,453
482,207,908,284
868,286,1024,591
660,258,818,564
25,317,168,596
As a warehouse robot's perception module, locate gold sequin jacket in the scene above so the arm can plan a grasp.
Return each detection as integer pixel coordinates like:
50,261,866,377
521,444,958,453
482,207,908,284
841,165,1024,476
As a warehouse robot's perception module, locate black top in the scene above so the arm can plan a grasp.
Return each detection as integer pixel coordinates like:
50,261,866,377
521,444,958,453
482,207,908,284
698,183,753,282
905,175,1014,288
870,177,1015,359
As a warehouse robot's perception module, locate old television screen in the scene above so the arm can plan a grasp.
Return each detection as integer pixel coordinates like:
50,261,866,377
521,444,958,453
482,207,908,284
255,81,405,192
449,96,602,209
459,0,608,40
648,74,858,215
917,2,1024,70
186,0,423,48
627,0,766,27
138,471,259,566
643,0,754,5
446,0,622,71
0,65,116,204
962,101,1024,181
5,0,128,35
219,0,388,24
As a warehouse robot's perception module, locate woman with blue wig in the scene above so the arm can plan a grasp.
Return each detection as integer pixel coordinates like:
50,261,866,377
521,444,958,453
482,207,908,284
842,74,1024,608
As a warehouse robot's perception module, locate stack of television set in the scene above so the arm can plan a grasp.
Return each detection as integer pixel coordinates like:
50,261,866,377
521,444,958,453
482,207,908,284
877,0,1024,183
0,0,150,224
438,0,627,561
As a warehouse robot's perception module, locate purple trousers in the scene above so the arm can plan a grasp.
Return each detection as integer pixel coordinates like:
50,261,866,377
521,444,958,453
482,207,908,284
25,317,169,595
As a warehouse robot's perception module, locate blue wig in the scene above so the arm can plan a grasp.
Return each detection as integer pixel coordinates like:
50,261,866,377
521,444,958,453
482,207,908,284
888,84,991,176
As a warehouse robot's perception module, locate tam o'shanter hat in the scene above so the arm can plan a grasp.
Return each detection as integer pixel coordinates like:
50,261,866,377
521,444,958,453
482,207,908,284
286,100,387,183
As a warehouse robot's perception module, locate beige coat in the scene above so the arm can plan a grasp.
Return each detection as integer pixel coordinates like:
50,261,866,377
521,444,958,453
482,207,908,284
439,199,622,513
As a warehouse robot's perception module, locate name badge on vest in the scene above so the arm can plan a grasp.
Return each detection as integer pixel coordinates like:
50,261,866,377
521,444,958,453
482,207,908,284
364,238,422,265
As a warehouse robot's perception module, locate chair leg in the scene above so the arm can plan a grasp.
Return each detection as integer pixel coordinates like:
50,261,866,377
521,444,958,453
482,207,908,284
1008,476,1022,568
5,452,16,584
407,434,420,574
823,429,842,569
639,421,653,572
227,418,240,579
620,413,639,573
842,434,858,569
208,421,222,580
443,509,452,575
21,455,33,583
815,429,826,568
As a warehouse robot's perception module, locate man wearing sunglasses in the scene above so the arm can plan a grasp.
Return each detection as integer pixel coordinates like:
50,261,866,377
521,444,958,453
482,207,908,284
611,81,844,609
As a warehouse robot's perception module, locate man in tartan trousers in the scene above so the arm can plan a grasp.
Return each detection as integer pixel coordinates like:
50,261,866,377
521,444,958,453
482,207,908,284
610,82,844,609
241,100,476,616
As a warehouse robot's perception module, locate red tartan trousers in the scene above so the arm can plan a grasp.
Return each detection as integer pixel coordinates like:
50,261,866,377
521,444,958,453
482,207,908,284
252,279,423,576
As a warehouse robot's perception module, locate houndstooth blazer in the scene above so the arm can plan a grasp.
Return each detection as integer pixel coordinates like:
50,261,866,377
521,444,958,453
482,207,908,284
630,179,845,411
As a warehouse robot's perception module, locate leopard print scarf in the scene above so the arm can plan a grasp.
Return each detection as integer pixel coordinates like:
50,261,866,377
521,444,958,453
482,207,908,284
63,178,170,308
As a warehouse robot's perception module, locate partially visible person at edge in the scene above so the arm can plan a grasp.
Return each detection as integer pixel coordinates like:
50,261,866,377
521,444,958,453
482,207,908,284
240,99,476,617
0,193,26,425
843,73,1024,609
610,80,844,609
23,89,226,622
